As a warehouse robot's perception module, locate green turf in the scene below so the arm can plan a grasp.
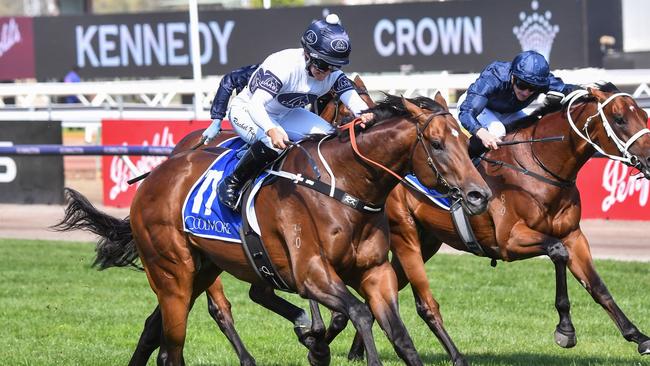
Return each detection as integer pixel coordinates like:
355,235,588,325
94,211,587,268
1,238,649,365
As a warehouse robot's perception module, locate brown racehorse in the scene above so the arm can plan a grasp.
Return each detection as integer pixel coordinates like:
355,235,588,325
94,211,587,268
56,94,491,366
334,83,650,365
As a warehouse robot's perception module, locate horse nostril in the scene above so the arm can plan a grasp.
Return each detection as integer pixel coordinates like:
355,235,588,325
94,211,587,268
467,191,486,205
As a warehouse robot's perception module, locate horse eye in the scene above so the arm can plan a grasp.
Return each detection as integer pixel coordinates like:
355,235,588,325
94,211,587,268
431,140,443,151
613,114,626,126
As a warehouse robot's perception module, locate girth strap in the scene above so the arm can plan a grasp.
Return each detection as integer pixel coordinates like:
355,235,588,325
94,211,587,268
268,170,383,213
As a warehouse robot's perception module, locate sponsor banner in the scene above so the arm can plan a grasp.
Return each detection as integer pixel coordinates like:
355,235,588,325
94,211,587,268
32,0,621,79
577,159,649,220
101,119,211,207
0,121,63,204
0,17,35,79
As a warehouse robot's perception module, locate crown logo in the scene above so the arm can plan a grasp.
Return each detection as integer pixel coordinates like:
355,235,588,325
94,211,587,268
512,1,559,61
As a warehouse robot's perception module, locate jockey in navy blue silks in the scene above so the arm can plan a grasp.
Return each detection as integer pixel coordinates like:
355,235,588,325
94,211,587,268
204,14,373,211
202,63,260,141
458,50,577,157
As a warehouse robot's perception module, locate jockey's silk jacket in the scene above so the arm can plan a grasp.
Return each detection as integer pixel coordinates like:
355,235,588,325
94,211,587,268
458,60,576,135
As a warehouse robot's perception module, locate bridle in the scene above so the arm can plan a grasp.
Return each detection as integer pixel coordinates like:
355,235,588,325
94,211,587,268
565,89,650,168
340,109,460,200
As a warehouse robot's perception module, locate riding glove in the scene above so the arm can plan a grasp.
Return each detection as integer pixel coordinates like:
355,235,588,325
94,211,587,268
202,118,222,144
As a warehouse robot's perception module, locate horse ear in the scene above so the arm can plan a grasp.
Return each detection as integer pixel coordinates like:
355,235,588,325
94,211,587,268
587,87,608,102
434,91,449,110
402,96,424,118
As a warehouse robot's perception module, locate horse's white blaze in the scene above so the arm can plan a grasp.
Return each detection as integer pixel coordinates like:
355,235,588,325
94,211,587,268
451,128,459,138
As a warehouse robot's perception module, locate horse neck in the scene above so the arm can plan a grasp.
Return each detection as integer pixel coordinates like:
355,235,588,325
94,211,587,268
333,118,415,205
532,101,599,180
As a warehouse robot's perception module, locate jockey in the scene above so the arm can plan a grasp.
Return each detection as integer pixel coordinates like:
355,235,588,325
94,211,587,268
203,13,373,211
202,63,260,141
458,50,577,157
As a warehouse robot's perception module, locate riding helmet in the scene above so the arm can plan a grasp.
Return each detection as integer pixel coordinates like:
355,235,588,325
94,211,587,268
510,50,550,88
301,14,351,67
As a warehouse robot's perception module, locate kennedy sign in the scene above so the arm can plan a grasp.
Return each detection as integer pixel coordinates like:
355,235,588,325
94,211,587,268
32,0,621,79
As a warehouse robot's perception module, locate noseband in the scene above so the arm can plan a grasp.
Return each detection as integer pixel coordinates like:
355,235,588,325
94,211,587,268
566,90,650,168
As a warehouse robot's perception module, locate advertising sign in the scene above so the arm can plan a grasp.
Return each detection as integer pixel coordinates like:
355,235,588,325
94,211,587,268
0,121,63,204
101,119,211,207
0,17,35,80
577,159,649,220
33,0,621,79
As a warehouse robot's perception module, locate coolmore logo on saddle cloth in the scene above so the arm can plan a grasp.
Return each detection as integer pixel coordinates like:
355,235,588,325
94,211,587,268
182,138,265,242
405,174,451,210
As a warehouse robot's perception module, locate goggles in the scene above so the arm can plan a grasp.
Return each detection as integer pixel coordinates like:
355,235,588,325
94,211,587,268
311,58,341,72
513,77,541,92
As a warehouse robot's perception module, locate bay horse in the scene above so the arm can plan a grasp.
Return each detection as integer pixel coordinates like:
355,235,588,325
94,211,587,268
335,84,650,365
56,94,491,366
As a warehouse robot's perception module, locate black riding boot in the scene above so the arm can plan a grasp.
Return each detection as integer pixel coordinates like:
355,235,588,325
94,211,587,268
218,140,279,211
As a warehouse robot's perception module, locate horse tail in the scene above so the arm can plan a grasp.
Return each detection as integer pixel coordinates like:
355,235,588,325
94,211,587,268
51,188,141,271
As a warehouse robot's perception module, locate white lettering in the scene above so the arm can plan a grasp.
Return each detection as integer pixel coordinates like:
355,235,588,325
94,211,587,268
0,142,16,183
374,19,395,57
76,25,98,67
108,128,173,200
601,160,649,212
120,24,142,66
197,22,212,64
373,16,483,57
143,23,166,66
209,20,234,65
98,24,119,67
166,22,187,66
0,18,22,58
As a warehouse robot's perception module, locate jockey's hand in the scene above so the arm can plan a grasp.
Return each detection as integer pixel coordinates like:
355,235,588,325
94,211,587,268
202,118,222,144
267,127,289,149
476,128,501,150
358,112,374,128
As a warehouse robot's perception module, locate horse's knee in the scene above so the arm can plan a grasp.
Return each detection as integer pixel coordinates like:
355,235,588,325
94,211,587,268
330,311,349,331
348,303,373,328
546,241,569,263
414,299,443,326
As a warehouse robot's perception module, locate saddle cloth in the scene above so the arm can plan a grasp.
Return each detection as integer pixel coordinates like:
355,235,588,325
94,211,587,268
404,174,451,210
182,137,266,243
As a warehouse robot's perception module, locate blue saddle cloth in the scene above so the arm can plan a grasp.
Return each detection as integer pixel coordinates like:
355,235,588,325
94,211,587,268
404,174,451,210
182,137,250,242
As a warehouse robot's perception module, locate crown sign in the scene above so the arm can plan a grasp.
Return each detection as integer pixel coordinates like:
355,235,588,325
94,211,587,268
512,0,559,61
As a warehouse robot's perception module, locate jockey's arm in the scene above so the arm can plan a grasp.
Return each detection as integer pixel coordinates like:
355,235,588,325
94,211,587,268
248,90,288,149
339,89,374,123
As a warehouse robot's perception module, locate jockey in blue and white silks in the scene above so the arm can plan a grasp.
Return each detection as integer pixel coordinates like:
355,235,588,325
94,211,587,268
458,50,577,156
205,13,373,211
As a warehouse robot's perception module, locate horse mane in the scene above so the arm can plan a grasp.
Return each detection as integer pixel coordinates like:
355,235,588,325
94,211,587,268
333,94,445,138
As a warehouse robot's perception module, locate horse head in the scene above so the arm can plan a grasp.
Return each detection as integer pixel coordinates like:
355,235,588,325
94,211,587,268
568,84,650,179
399,92,492,214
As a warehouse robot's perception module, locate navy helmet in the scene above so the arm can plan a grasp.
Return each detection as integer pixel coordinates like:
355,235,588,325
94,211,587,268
510,50,550,88
301,14,351,67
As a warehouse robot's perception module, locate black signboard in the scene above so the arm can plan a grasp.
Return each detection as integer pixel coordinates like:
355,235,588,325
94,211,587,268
32,0,622,79
0,121,64,204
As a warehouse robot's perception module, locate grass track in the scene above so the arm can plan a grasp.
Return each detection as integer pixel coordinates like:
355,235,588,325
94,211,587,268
1,238,649,366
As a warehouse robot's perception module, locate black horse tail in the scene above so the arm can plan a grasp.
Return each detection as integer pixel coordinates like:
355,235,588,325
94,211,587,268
51,188,142,271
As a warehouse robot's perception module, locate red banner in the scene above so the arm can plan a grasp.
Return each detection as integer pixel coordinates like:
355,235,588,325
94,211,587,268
101,120,211,207
0,17,35,80
577,159,649,220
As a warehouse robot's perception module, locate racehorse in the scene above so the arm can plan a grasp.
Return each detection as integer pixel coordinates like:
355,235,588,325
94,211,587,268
55,94,491,366
334,83,650,365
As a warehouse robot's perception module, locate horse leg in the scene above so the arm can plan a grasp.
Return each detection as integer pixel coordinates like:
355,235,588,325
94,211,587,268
507,222,576,348
306,299,330,366
247,284,312,346
129,305,163,366
565,230,650,354
297,268,383,366
205,278,256,366
358,262,423,366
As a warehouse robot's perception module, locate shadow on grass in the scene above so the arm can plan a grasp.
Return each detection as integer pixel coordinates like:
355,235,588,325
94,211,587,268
421,351,648,366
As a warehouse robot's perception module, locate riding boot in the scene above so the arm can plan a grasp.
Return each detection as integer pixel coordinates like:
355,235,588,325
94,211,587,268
218,140,279,211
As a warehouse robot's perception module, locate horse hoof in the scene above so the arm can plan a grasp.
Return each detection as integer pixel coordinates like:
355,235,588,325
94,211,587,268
554,329,577,348
638,339,650,355
453,357,470,366
241,359,256,366
308,348,331,366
